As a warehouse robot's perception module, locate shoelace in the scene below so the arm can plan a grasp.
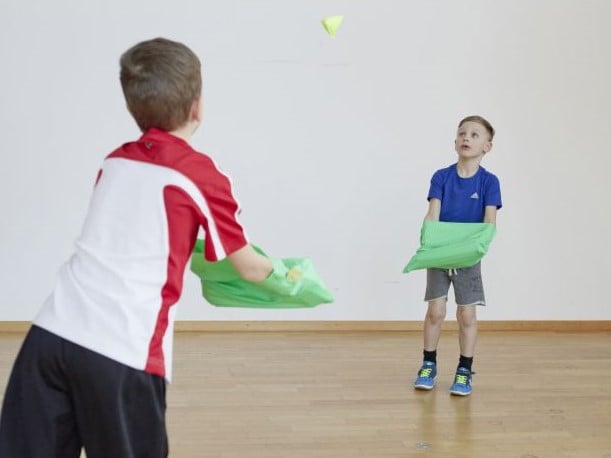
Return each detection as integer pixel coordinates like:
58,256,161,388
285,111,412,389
418,367,434,377
454,374,470,385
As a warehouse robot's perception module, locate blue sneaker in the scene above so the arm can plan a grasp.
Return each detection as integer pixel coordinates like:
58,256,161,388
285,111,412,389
449,367,472,396
414,361,437,390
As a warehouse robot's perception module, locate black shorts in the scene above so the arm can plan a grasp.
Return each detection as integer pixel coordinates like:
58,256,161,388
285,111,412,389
0,326,168,458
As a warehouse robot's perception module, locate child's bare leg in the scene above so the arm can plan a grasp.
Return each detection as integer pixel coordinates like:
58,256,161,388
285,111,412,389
414,297,447,389
424,297,447,351
456,305,477,357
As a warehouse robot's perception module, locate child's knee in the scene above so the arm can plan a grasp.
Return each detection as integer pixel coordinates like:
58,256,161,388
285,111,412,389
426,301,446,323
456,306,477,327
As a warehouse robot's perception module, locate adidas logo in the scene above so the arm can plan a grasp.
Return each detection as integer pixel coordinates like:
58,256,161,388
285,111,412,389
470,192,479,199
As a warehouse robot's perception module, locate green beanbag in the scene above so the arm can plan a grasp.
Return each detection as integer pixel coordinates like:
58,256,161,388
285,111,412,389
190,240,334,308
403,221,496,273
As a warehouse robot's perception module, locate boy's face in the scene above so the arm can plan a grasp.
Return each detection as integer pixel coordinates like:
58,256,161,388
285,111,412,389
454,121,492,159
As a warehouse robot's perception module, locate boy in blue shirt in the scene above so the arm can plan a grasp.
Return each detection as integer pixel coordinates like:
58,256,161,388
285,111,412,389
413,115,502,396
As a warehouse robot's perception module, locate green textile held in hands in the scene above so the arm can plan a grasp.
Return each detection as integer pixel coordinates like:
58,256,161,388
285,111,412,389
403,221,496,273
190,240,334,308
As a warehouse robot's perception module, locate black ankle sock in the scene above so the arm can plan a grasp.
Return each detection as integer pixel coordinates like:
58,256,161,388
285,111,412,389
458,355,473,372
423,349,437,364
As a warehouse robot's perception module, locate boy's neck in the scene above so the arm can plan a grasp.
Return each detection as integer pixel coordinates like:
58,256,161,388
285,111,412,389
456,157,482,178
169,120,199,143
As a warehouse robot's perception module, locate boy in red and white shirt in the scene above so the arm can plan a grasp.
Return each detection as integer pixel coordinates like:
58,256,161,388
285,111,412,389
0,37,277,457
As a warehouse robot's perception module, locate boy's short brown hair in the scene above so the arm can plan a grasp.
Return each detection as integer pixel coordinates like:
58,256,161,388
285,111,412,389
120,38,202,132
458,115,495,140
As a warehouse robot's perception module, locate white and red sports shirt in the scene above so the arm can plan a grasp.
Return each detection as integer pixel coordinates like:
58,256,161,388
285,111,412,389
34,129,248,381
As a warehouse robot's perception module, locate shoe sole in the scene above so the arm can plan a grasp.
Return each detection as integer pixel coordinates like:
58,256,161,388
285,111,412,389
414,377,437,390
414,384,435,390
449,389,471,396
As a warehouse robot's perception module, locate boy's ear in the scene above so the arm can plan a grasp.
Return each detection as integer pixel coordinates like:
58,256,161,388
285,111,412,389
190,97,203,123
484,141,493,154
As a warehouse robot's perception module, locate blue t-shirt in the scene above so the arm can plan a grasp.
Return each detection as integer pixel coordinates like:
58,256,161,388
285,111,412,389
427,164,502,223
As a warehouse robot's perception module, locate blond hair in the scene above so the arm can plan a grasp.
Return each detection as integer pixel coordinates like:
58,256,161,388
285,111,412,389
458,115,495,140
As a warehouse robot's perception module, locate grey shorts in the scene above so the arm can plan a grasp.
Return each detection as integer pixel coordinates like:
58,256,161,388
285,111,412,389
424,261,486,306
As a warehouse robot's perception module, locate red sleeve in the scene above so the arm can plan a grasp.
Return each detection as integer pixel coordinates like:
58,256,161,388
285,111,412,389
187,154,248,261
201,172,248,260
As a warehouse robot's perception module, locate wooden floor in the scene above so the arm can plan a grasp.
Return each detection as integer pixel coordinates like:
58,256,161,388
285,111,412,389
1,330,610,458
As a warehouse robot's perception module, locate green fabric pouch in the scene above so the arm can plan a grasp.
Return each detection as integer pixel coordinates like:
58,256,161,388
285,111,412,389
190,239,334,308
403,221,496,273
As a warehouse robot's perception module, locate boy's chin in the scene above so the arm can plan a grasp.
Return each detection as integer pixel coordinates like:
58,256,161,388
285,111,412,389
457,152,483,160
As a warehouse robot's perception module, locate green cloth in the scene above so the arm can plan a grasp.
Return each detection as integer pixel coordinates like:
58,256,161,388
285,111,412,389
190,240,334,308
403,221,496,273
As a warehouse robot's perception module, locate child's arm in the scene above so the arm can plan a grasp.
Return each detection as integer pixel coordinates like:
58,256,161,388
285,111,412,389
227,245,273,282
484,205,497,225
227,245,304,296
425,198,441,221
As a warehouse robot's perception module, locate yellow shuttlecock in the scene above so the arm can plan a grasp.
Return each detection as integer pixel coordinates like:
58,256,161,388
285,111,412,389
286,267,303,282
321,15,344,38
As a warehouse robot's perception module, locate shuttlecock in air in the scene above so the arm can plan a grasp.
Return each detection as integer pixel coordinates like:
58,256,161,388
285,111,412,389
321,15,344,38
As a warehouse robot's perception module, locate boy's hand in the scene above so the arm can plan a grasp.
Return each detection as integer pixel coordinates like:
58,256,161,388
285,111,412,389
260,260,305,296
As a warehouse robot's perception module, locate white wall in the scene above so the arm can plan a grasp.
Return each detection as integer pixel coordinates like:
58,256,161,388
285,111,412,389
1,0,610,321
